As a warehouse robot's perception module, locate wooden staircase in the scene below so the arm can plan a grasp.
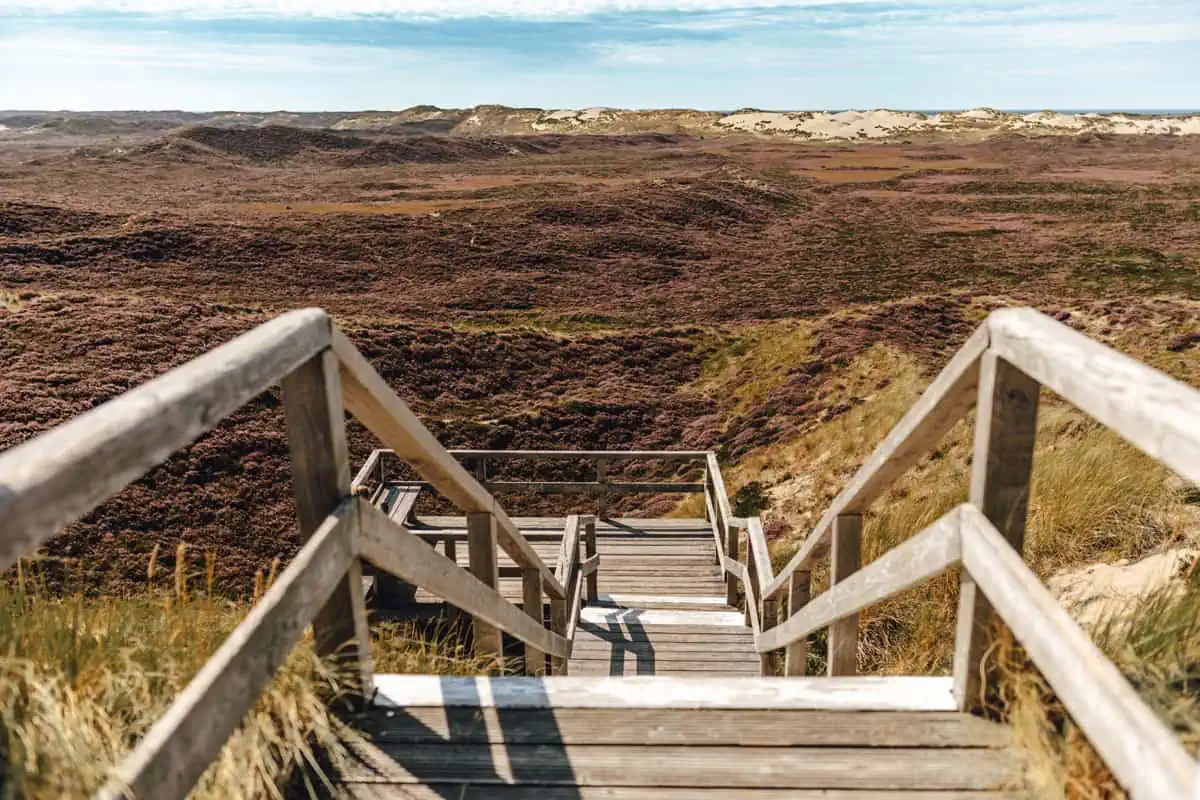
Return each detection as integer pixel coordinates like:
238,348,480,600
337,676,1020,798
2,307,1197,799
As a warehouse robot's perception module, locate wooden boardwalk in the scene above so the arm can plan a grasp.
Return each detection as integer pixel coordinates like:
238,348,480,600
400,516,760,677
3,307,1197,799
337,676,1022,799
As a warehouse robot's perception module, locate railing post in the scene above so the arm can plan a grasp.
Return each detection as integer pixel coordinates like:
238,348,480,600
745,555,756,628
584,516,599,603
760,593,778,675
827,513,862,676
725,522,740,607
549,593,569,675
954,353,1040,710
280,348,372,702
595,459,608,520
784,570,812,676
467,511,503,665
521,567,546,676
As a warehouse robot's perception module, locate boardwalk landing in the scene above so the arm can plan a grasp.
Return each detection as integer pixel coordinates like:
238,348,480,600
405,516,759,677
337,514,1023,797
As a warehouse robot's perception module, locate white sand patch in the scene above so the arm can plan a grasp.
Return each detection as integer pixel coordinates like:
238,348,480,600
960,108,1000,120
1049,548,1197,632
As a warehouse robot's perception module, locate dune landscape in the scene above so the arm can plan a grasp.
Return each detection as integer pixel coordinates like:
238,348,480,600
2,107,1199,797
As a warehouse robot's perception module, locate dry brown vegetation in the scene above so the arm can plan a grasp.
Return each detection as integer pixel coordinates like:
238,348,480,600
1,123,1198,796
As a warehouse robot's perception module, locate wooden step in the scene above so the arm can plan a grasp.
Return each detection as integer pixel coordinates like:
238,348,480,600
340,675,1023,797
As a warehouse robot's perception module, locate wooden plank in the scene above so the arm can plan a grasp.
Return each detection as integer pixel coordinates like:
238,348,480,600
570,641,757,656
351,707,1012,747
331,329,565,599
953,352,1040,711
281,348,372,696
580,608,747,627
358,502,569,660
583,517,599,602
350,449,382,494
568,663,762,676
961,505,1193,800
371,674,958,710
483,481,705,494
100,501,357,800
341,743,1018,789
565,568,585,644
703,486,726,564
827,513,862,677
385,486,421,526
467,511,502,662
569,652,760,668
762,322,988,601
757,509,962,654
450,449,711,461
576,622,756,635
594,594,728,607
521,567,546,677
338,785,1026,800
988,306,1200,486
0,308,330,573
746,517,774,592
784,570,812,677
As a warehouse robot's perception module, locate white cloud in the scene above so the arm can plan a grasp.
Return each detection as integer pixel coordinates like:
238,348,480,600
0,0,945,19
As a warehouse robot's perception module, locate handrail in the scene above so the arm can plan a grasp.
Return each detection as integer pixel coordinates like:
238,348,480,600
0,308,594,799
331,329,565,600
988,307,1200,486
761,323,988,601
721,307,1200,800
0,308,330,572
357,500,570,660
747,504,1193,800
99,499,360,799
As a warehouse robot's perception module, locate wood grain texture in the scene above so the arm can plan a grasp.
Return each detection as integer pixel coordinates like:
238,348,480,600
827,513,863,677
100,501,358,800
370,675,959,711
339,786,1024,800
467,511,503,661
988,306,1200,486
784,570,812,676
281,348,373,696
521,567,546,677
358,502,569,660
0,308,330,572
450,449,711,461
961,506,1192,800
954,353,1040,711
332,328,564,599
341,743,1018,790
349,707,1011,748
757,509,962,654
762,322,987,601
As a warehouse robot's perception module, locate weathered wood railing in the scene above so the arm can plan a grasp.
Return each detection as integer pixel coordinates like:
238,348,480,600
717,307,1199,800
362,448,710,521
0,310,579,799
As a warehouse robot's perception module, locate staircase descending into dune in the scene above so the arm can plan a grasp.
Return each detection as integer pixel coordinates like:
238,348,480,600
2,308,1198,799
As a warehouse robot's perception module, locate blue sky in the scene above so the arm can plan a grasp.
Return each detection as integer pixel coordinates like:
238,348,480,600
1,1,1197,111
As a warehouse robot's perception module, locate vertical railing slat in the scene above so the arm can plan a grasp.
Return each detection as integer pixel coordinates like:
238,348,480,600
827,513,863,676
280,347,373,701
953,352,1041,710
467,511,503,664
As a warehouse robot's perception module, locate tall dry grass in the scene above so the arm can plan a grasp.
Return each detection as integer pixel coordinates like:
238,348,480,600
0,550,487,799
